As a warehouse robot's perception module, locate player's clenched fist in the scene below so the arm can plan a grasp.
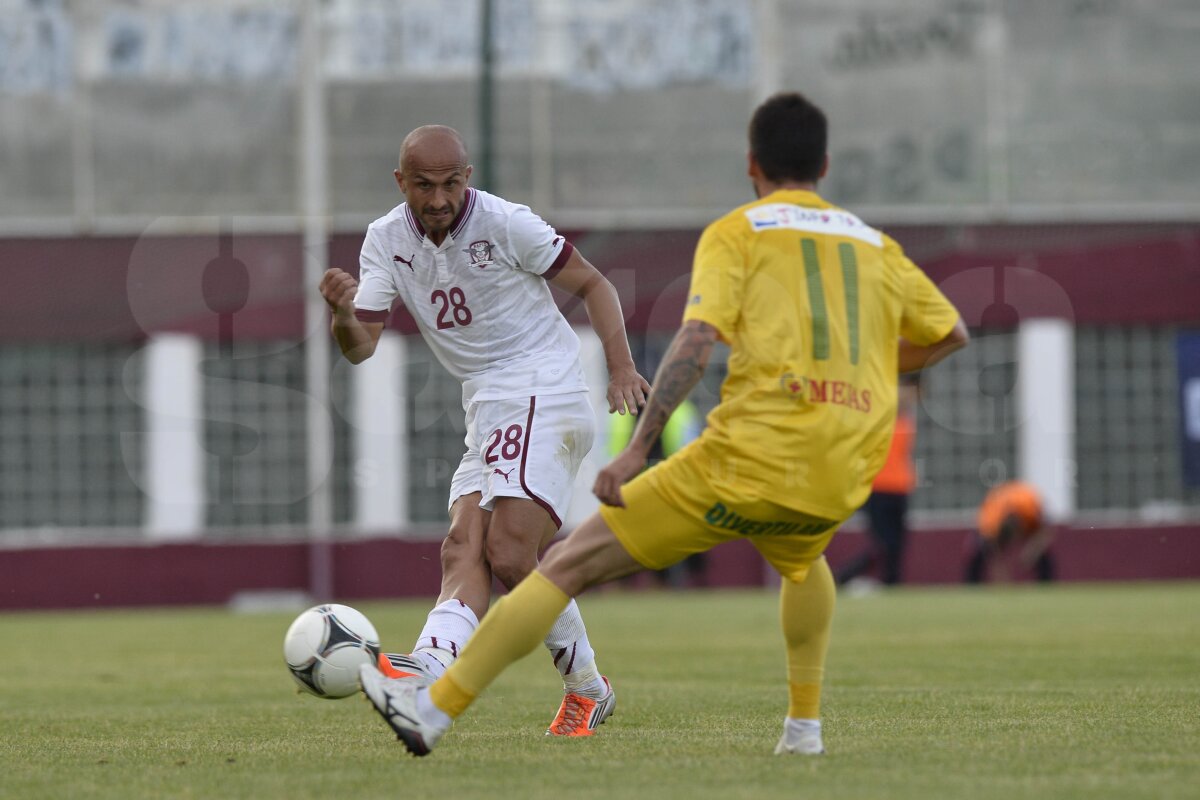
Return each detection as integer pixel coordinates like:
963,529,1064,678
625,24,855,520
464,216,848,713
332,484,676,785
593,448,646,508
320,268,359,315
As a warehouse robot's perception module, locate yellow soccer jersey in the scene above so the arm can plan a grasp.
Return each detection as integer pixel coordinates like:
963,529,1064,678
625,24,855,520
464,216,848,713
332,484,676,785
681,189,959,520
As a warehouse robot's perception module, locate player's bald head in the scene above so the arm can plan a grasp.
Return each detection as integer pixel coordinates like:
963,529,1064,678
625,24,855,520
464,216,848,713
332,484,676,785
399,125,469,175
394,125,473,243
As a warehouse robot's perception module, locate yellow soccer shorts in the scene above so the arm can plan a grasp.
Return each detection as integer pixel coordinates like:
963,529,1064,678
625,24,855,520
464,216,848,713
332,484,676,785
599,446,843,583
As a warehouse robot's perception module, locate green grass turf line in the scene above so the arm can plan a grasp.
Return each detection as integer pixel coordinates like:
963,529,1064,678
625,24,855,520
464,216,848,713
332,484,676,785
1,583,1197,799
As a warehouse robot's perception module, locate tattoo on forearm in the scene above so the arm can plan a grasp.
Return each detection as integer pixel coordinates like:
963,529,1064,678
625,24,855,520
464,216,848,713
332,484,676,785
633,326,714,450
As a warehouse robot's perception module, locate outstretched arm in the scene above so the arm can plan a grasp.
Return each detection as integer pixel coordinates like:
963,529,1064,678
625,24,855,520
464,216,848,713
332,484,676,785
593,320,719,507
548,250,650,414
319,268,384,364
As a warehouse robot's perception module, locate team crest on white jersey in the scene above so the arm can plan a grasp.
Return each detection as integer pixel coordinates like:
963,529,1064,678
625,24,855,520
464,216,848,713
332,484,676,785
465,240,496,268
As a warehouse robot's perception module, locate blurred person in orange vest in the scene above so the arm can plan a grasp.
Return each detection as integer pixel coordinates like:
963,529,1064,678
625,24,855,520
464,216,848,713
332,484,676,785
965,480,1056,583
836,376,919,587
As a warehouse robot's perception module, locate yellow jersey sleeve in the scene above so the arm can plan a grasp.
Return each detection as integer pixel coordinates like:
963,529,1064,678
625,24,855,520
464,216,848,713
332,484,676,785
682,222,747,342
887,237,959,346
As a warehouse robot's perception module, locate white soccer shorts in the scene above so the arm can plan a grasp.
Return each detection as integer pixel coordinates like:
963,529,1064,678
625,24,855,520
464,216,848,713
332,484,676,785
448,392,595,529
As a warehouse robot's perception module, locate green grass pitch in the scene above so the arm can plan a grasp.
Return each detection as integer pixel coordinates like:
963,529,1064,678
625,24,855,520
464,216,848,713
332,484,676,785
2,582,1197,799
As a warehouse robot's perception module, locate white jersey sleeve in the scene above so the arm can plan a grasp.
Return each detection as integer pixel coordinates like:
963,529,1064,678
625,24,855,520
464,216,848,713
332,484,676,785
353,229,400,323
507,205,574,277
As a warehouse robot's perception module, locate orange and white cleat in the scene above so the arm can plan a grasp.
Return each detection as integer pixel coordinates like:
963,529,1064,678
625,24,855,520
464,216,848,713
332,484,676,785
377,652,435,683
546,676,616,737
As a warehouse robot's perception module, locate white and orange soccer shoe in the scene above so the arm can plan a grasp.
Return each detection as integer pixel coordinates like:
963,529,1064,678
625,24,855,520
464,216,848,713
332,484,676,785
545,676,616,737
376,652,435,683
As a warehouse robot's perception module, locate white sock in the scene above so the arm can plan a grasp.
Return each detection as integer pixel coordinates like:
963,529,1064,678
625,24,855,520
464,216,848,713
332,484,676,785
563,662,605,697
543,599,606,697
415,649,454,677
414,599,479,676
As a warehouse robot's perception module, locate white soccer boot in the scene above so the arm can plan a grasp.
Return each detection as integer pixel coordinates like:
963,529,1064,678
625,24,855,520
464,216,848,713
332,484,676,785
773,719,825,755
359,664,449,756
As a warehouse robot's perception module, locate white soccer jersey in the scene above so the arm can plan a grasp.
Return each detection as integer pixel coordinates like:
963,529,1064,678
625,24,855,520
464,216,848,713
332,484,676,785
353,188,588,406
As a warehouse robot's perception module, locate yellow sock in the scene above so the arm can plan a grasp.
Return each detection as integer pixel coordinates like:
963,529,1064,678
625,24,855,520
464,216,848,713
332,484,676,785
429,570,570,718
779,556,835,719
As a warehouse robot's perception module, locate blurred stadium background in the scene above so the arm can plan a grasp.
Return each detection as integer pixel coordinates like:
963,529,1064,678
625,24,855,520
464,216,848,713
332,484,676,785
1,0,1197,608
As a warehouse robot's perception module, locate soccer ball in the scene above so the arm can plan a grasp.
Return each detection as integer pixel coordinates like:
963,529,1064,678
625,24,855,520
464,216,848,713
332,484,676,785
284,604,382,699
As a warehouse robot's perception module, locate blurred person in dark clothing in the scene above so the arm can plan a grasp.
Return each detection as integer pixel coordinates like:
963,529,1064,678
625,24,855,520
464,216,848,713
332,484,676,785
836,377,919,587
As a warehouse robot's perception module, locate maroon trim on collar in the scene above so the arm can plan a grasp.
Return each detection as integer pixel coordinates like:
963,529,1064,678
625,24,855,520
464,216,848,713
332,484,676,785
354,308,390,324
449,188,476,240
404,204,425,239
541,240,575,281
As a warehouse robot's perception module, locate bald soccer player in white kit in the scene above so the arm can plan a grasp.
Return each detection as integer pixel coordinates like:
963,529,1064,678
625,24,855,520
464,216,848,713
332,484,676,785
319,125,649,736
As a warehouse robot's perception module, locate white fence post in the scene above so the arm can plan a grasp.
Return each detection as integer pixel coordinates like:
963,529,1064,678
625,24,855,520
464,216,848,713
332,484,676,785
143,334,205,539
352,331,409,532
1018,318,1075,521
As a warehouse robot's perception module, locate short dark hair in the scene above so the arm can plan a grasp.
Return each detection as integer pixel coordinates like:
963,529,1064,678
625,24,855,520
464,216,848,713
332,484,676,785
749,92,828,183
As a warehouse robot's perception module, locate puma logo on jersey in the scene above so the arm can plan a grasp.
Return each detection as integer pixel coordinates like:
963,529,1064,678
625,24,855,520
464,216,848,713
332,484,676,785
393,253,415,271
492,467,513,483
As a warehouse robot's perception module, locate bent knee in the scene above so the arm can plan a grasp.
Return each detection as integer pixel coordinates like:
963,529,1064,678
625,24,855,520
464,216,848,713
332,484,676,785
484,529,539,589
442,519,486,567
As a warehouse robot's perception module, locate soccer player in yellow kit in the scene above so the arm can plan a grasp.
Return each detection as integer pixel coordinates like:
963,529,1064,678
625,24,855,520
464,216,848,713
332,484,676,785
360,92,970,757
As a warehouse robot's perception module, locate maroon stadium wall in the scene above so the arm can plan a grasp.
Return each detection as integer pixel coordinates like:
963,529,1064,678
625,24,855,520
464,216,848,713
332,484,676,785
1,524,1197,610
1,222,1198,342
